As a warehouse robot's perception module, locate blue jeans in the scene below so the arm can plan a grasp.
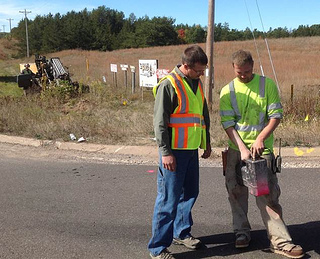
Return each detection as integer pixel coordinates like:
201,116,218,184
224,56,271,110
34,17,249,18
148,149,199,256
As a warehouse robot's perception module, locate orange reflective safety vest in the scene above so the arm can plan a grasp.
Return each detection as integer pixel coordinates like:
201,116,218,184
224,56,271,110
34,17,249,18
153,70,207,150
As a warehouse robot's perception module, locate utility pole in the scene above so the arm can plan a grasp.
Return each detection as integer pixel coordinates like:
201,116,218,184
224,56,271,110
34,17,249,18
7,18,14,33
19,9,31,58
205,0,215,110
2,25,5,33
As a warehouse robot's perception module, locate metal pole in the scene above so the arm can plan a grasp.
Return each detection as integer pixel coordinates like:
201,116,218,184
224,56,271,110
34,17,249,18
131,71,135,94
130,66,136,94
19,9,31,58
7,18,13,33
205,0,215,110
290,84,294,105
124,70,127,88
2,25,5,33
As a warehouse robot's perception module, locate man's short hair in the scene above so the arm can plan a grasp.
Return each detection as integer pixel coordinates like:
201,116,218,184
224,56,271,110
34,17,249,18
182,45,208,67
232,50,254,67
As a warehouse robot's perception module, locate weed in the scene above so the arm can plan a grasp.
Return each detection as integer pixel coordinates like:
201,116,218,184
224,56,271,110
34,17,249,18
0,37,319,147
0,82,23,97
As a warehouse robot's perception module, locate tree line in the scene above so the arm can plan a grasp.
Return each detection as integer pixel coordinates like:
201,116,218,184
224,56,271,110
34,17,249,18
11,5,320,55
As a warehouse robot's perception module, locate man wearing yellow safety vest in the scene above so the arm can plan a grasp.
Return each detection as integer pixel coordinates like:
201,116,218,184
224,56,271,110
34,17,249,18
219,50,304,259
148,45,212,259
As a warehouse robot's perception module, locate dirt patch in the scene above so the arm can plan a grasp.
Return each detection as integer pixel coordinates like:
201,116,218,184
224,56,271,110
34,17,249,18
0,142,319,168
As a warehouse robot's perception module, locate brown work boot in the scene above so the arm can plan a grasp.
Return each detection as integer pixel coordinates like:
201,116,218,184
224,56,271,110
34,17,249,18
270,243,304,258
150,248,176,259
173,235,202,249
235,234,250,248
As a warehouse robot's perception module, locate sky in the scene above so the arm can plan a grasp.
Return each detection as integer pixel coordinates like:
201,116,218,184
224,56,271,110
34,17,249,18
0,0,319,33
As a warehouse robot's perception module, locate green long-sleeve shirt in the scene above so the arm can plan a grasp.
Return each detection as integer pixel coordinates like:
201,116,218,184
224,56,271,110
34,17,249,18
153,66,211,156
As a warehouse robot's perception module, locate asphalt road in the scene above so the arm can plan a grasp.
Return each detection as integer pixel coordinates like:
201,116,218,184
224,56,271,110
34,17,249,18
0,155,319,259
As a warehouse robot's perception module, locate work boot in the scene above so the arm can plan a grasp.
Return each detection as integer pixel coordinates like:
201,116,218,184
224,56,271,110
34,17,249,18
173,235,202,249
270,243,304,259
235,234,250,248
150,249,176,259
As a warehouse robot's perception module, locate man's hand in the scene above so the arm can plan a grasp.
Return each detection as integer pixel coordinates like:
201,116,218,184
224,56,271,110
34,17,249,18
201,143,212,159
250,138,265,160
249,118,280,159
240,148,251,161
162,154,176,172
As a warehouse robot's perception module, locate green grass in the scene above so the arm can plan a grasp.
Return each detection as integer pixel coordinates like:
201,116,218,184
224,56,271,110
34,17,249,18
0,82,24,97
0,83,156,145
0,37,320,147
0,81,319,148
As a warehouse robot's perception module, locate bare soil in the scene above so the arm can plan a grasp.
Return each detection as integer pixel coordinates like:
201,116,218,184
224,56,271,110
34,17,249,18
1,142,319,168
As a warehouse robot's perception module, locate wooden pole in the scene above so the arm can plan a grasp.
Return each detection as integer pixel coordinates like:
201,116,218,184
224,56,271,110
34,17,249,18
205,0,215,110
124,70,128,88
131,71,135,93
19,9,31,58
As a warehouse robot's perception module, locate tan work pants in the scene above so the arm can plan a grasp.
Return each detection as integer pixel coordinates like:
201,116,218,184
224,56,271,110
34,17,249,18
225,148,293,248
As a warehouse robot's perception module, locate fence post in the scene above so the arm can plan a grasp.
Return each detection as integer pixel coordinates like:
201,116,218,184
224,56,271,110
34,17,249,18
110,64,118,88
124,70,128,88
120,64,128,88
130,66,136,93
112,72,118,87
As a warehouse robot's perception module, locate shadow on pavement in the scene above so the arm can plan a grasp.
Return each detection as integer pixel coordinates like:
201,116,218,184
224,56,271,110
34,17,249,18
288,221,320,256
173,221,320,258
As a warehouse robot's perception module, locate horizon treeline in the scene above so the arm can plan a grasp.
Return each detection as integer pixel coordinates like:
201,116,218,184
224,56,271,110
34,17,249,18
9,5,320,55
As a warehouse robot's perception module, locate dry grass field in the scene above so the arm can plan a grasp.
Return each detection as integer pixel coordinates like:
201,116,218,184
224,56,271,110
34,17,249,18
0,36,319,147
49,37,320,93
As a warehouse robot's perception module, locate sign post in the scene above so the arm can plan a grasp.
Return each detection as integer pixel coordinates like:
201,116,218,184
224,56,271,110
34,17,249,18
130,66,136,93
110,64,118,87
120,64,129,88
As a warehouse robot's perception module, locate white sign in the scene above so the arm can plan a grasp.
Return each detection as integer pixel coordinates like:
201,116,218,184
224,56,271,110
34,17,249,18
205,68,209,77
130,65,136,73
120,64,128,71
110,64,117,73
139,59,158,87
156,69,170,79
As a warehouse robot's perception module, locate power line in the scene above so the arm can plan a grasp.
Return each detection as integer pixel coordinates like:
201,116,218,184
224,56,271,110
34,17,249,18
243,0,281,95
19,9,32,58
255,0,281,94
243,0,264,76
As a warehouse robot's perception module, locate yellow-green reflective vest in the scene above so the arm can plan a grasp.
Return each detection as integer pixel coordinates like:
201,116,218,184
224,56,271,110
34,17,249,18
220,75,283,153
153,70,207,150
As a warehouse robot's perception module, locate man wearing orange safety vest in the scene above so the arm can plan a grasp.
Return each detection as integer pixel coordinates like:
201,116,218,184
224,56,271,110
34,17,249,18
220,50,304,259
148,45,212,259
